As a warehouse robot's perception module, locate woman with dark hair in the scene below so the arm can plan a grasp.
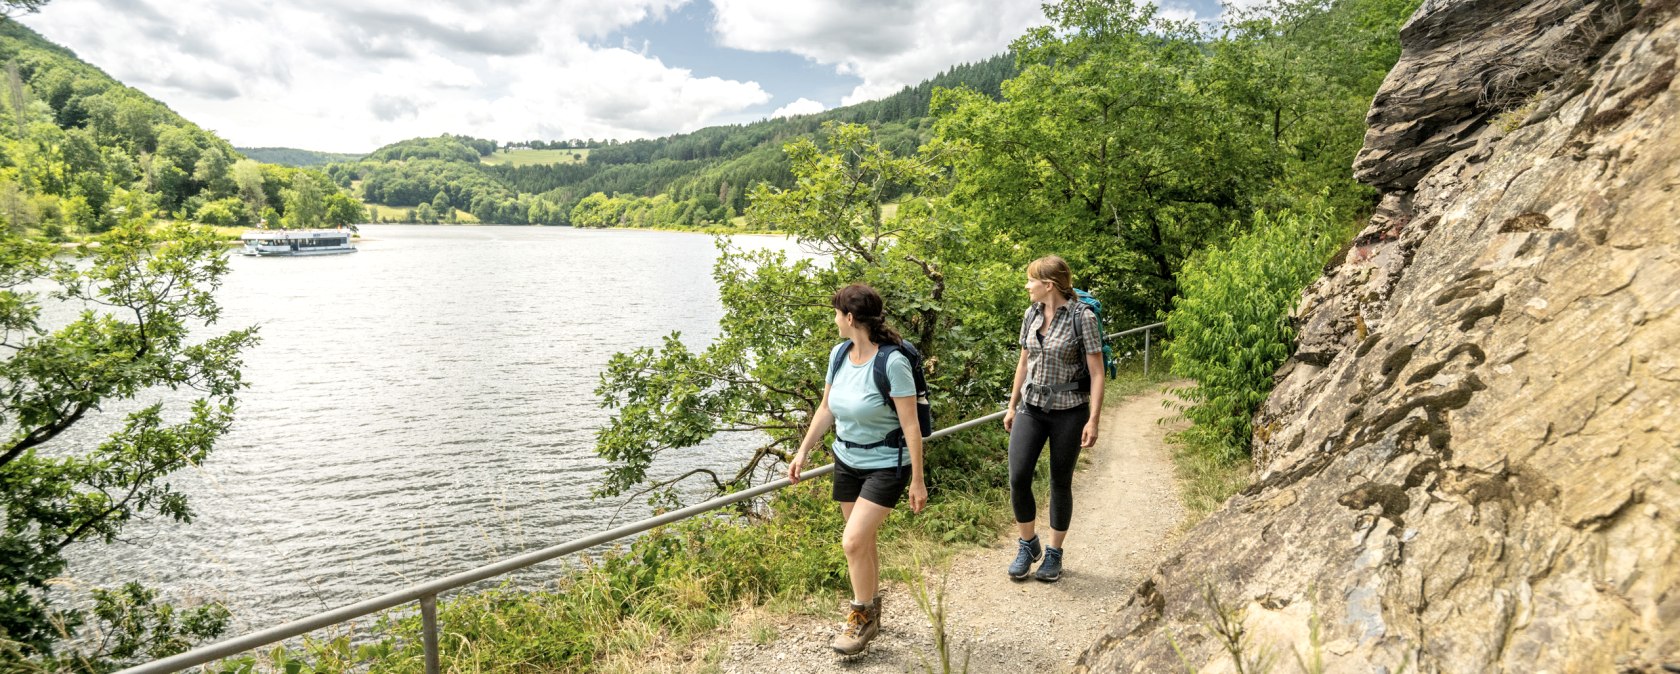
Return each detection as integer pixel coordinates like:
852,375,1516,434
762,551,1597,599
788,283,927,657
1002,255,1104,582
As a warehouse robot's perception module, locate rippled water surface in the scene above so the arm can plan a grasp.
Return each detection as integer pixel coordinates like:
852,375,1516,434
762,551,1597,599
58,225,800,630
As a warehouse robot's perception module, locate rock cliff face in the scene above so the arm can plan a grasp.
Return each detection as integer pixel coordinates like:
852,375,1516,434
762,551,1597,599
1078,1,1680,672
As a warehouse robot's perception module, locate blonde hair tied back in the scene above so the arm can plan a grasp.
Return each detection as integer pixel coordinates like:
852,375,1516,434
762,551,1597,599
1028,255,1074,300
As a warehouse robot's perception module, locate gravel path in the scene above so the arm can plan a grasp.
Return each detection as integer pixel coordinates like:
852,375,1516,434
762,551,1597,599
716,385,1188,674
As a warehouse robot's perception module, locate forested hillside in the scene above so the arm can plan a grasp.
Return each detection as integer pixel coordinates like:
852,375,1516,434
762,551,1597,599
328,55,1014,227
0,21,360,237
236,147,365,167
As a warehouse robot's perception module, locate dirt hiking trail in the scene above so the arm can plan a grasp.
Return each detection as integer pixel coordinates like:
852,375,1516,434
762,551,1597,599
717,385,1189,674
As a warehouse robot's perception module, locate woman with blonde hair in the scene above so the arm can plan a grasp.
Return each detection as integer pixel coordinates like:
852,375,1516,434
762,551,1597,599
1002,255,1104,582
788,283,927,656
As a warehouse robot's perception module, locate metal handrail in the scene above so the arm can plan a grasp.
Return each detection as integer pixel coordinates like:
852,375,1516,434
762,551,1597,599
119,324,1163,674
1119,322,1164,375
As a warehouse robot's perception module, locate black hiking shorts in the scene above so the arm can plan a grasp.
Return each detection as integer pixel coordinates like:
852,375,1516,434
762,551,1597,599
832,455,907,508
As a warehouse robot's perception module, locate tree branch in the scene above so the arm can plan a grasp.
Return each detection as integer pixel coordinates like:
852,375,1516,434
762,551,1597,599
0,400,92,468
905,254,945,351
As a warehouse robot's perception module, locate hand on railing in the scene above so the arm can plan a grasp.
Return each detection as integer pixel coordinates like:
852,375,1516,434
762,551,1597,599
787,450,808,484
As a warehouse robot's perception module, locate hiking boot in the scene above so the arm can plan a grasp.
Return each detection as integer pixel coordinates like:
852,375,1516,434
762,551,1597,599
1035,546,1064,582
1008,535,1042,581
831,599,880,656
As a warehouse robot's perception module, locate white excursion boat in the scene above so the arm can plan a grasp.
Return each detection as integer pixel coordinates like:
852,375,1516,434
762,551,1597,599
240,228,358,256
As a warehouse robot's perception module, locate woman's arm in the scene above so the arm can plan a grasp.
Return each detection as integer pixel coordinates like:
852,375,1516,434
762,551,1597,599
788,385,835,483
1082,352,1104,448
892,394,927,513
1004,348,1028,431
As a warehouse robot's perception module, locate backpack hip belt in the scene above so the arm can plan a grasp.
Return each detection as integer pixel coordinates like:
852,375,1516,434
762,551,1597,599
1025,380,1084,396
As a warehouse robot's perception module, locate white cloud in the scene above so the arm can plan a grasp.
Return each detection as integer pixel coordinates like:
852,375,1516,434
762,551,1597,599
369,95,422,121
710,0,1049,105
19,0,762,151
1156,7,1201,24
770,97,826,118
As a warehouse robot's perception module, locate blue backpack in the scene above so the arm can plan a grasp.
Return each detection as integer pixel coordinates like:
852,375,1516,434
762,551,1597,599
826,339,933,451
1071,288,1118,385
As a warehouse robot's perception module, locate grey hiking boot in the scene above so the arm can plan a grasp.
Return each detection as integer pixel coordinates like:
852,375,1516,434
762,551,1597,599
831,599,880,656
1035,546,1064,582
1008,535,1042,581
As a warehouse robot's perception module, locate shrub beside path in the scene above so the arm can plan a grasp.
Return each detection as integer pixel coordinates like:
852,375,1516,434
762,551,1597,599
716,385,1189,674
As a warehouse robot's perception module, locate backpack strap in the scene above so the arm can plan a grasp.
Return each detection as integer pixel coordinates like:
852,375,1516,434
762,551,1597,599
1063,302,1095,393
1022,303,1043,345
872,344,900,409
827,339,853,385
874,343,907,451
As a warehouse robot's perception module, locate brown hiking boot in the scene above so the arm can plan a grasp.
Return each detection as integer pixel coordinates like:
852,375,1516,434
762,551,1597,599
830,598,880,655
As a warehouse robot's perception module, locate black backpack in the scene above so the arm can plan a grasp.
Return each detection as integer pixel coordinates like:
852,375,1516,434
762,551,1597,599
826,339,933,451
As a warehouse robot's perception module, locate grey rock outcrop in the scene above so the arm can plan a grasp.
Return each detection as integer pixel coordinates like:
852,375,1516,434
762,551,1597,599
1078,1,1680,672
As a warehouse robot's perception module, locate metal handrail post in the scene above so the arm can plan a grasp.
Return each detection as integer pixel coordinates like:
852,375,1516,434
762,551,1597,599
1144,326,1152,375
420,594,439,674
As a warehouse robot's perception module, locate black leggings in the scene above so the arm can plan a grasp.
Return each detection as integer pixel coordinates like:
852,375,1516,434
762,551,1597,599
1008,403,1087,532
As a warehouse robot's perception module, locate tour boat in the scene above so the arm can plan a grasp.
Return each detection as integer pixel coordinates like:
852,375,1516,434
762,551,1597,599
240,228,358,256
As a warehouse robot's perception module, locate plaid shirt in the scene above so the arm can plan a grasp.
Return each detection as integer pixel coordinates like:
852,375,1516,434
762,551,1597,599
1018,301,1102,410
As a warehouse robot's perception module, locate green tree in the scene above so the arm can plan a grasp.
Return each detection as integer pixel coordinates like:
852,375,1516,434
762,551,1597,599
322,192,364,228
0,218,258,665
231,159,267,225
192,145,236,200
1209,0,1417,216
0,179,36,231
280,174,325,229
430,189,451,220
152,127,202,211
193,196,249,226
935,0,1257,322
568,192,615,228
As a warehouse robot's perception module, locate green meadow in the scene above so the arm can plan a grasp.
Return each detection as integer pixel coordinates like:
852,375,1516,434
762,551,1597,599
481,148,591,167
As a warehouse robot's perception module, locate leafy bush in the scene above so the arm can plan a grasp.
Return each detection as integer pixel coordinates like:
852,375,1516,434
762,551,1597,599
194,196,251,227
1165,196,1350,460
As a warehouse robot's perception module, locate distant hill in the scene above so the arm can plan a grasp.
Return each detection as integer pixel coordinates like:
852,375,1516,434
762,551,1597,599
0,21,362,237
330,53,1016,228
237,147,366,167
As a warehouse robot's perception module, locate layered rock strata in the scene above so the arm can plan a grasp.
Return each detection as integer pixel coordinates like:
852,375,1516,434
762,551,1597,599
1079,0,1680,671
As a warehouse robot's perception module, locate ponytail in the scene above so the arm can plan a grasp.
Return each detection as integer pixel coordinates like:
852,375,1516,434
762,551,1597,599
831,284,902,346
866,319,902,347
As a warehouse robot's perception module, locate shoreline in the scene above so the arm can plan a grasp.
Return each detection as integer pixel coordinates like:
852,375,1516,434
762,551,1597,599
357,221,791,239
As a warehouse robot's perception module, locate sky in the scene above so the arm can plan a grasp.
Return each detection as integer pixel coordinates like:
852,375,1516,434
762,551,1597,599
21,0,1230,153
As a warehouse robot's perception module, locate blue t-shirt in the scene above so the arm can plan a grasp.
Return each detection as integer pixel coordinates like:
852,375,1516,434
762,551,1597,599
826,342,916,469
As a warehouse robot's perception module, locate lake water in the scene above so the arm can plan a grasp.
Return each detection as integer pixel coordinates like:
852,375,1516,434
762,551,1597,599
55,225,804,635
